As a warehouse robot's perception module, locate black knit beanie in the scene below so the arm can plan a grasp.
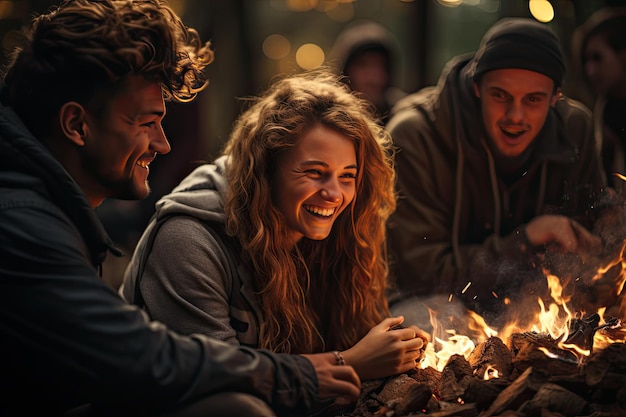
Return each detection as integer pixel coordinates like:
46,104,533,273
470,18,566,87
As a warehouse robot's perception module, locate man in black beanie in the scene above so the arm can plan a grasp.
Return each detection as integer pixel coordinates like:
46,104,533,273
385,18,608,328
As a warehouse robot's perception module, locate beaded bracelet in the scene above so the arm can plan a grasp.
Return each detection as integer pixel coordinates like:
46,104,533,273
332,350,345,366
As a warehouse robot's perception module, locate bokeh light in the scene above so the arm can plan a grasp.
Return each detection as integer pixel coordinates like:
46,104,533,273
529,0,554,23
262,34,291,60
286,0,318,12
0,1,13,19
296,43,325,69
315,0,339,12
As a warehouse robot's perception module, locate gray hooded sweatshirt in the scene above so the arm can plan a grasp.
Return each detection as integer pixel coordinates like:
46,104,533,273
121,155,262,347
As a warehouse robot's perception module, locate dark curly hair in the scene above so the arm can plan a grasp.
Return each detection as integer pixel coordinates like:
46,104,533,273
2,0,213,137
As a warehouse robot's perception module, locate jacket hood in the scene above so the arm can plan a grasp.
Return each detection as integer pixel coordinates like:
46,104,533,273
572,7,626,80
328,20,396,74
389,53,591,268
0,101,116,265
398,52,579,163
152,155,229,225
390,53,479,153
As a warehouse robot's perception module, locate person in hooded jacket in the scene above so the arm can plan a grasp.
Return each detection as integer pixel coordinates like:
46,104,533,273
120,69,430,414
0,1,361,416
385,18,607,327
327,20,406,125
573,8,626,193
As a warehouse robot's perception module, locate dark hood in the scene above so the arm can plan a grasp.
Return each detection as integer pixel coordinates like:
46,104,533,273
328,20,396,75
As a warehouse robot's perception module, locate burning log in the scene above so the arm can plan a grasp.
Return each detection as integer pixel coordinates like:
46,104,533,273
377,381,433,416
585,343,626,409
374,373,430,415
514,381,588,416
564,313,601,350
336,373,437,417
410,364,442,394
478,366,547,417
436,347,512,411
467,336,513,379
439,354,473,401
509,332,580,377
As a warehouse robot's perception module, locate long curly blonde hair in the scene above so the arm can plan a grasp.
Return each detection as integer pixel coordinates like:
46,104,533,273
223,69,396,354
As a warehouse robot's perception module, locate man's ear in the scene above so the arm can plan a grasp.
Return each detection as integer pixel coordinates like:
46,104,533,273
59,102,87,146
551,88,562,106
473,81,480,98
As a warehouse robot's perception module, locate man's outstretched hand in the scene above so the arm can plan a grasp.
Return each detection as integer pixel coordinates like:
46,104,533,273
525,214,602,253
300,353,361,405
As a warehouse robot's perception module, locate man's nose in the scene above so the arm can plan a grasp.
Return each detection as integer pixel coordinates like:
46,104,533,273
152,125,171,155
506,101,525,123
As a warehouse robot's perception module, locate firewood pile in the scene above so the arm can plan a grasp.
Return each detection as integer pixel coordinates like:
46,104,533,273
335,331,626,417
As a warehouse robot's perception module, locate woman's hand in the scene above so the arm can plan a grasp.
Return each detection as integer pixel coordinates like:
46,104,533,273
340,316,429,380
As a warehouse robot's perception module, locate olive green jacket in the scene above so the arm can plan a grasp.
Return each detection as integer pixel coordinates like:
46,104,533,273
386,54,606,318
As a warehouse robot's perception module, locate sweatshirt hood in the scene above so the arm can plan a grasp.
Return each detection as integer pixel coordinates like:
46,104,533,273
328,20,396,75
152,155,229,225
453,53,577,165
392,53,583,267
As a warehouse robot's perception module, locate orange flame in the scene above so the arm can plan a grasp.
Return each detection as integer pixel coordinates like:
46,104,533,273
423,263,625,372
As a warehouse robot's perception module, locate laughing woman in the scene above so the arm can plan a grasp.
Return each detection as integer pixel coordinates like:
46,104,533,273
120,69,428,388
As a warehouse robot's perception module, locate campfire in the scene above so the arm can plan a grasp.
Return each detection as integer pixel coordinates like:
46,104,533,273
336,188,626,416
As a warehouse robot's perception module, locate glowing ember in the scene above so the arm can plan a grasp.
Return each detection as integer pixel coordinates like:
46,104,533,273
482,364,499,380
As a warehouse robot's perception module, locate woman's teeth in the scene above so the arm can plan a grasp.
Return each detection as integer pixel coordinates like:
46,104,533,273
304,205,335,217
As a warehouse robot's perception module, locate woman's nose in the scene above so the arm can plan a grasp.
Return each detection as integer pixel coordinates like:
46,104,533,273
320,181,341,202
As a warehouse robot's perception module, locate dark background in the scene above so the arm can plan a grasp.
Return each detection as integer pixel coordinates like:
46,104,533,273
0,0,622,286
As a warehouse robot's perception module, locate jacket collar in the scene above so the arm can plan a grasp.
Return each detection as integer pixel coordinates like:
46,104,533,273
0,101,119,267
